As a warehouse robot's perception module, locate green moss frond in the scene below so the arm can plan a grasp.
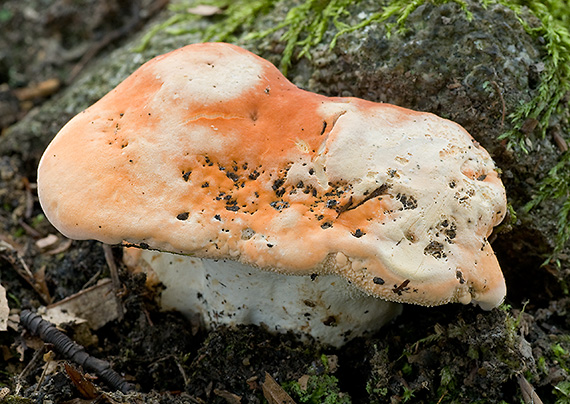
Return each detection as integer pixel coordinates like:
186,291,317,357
284,374,352,404
523,152,570,261
245,0,354,74
201,0,276,42
497,1,570,151
134,0,278,52
331,0,471,47
554,380,570,404
490,0,570,262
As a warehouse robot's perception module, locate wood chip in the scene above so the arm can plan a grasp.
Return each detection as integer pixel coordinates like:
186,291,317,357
213,388,242,404
552,130,568,152
13,78,60,101
0,283,9,331
46,278,119,330
262,372,297,404
518,374,543,404
0,387,10,400
186,5,223,16
35,234,60,251
45,238,73,255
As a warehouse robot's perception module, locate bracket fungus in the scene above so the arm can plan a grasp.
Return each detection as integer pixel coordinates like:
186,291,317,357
38,43,507,347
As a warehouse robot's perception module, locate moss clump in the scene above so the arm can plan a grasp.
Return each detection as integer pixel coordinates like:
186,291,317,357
134,0,277,53
331,0,472,46
137,0,358,74
496,0,570,150
245,0,355,74
284,374,352,404
523,155,570,264
364,307,525,403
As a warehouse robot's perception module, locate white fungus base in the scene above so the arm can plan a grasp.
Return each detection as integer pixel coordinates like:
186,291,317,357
131,250,402,347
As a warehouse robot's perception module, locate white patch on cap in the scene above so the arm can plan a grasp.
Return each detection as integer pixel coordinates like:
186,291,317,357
149,45,263,107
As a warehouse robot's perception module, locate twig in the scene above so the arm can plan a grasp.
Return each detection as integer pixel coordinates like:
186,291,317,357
103,244,124,322
20,310,134,393
35,350,55,392
491,81,506,128
81,268,103,290
15,344,46,395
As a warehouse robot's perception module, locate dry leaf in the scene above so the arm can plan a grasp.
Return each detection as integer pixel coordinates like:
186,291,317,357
297,375,310,391
33,265,52,304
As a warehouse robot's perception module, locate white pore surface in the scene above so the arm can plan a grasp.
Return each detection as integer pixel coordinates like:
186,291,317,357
137,250,402,347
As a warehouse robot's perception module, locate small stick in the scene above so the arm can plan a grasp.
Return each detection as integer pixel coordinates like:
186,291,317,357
491,81,506,128
15,344,46,395
20,310,134,394
103,244,124,322
35,350,55,392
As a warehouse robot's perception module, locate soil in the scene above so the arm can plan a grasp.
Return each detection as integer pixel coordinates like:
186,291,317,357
1,1,569,404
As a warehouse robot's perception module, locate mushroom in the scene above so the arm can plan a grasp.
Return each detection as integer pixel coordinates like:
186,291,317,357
38,42,507,347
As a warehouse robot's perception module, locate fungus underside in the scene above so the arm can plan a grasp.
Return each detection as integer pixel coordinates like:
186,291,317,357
137,0,570,263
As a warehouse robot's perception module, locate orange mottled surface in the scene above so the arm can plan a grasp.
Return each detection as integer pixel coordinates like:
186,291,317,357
38,43,507,308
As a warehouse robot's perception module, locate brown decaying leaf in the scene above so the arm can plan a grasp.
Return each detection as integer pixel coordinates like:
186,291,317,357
65,362,99,399
0,240,51,304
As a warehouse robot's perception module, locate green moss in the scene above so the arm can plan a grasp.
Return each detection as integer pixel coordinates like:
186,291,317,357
134,0,277,52
246,0,355,74
554,381,570,404
30,213,45,228
332,0,471,46
494,0,570,263
551,342,570,373
401,386,416,402
283,374,352,404
523,154,570,264
495,0,570,150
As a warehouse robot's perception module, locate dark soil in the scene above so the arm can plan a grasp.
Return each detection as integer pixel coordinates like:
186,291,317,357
1,1,569,404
